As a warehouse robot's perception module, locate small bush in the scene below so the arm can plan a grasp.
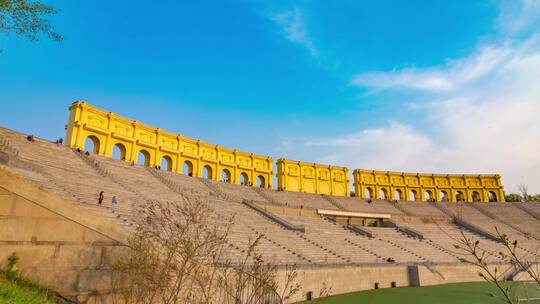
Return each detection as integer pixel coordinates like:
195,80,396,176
0,252,57,304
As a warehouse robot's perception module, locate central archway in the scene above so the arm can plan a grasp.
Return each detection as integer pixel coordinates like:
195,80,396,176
455,191,464,202
137,150,151,166
424,190,433,202
256,175,266,188
364,187,373,199
240,172,249,186
379,188,388,200
202,165,213,179
112,143,127,160
161,155,173,172
488,191,498,202
409,190,418,201
84,135,100,154
394,189,403,201
221,169,231,183
182,160,194,176
439,191,449,202
472,191,481,202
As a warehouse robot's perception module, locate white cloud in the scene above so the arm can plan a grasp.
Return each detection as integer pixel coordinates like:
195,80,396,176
497,0,540,34
270,1,540,193
282,37,540,193
351,45,512,93
271,8,318,57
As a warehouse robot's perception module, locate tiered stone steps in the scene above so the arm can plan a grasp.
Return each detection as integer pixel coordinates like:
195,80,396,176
1,126,538,268
330,196,405,215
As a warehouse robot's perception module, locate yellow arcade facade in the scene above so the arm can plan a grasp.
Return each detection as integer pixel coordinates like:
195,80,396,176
277,159,349,196
65,101,273,188
353,169,505,203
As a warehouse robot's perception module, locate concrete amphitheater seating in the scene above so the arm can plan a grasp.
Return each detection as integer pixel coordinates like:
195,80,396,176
248,188,339,210
435,201,540,254
1,126,539,268
394,201,448,217
331,196,404,215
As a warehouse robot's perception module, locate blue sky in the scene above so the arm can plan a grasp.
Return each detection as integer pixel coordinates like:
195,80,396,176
1,0,539,192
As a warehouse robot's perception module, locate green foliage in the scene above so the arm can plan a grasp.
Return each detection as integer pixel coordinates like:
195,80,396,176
4,252,20,281
505,193,522,202
349,191,356,197
506,193,540,202
0,283,52,304
528,194,540,202
0,252,57,303
0,0,62,41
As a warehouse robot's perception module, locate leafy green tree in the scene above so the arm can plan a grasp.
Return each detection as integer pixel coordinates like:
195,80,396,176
528,194,540,202
505,193,522,202
0,0,62,41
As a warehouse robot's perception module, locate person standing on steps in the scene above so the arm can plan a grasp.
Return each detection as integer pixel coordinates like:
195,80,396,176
112,195,118,205
98,191,104,205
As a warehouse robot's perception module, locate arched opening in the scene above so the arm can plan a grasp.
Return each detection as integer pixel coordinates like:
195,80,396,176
424,190,433,202
161,155,173,172
379,188,388,200
137,150,151,166
472,191,481,202
409,190,418,201
488,191,498,202
364,187,373,199
240,172,249,186
455,191,464,202
182,160,194,176
112,143,127,160
202,165,213,179
221,169,231,183
394,189,402,201
84,136,100,154
256,175,265,188
440,191,449,202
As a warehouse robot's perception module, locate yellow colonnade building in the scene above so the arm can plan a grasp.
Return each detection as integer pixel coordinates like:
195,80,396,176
277,159,349,196
65,101,273,188
353,169,505,203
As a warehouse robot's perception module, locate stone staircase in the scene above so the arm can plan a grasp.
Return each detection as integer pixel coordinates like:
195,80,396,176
392,201,415,216
0,136,19,157
1,126,539,267
322,195,346,210
198,177,238,201
512,202,540,221
251,187,283,206
470,203,537,240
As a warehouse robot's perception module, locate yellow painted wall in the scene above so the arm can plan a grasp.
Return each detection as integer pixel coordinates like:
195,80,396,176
65,101,273,188
353,169,505,203
277,159,349,196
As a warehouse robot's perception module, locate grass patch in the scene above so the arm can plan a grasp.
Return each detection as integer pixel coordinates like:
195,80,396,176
300,281,540,304
0,280,54,304
0,253,57,304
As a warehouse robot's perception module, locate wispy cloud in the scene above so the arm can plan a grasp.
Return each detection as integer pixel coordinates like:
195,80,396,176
282,53,540,192
351,45,512,93
270,8,318,57
278,1,540,192
497,0,540,34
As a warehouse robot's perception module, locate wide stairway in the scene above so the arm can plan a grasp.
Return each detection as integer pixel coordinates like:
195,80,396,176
1,126,539,267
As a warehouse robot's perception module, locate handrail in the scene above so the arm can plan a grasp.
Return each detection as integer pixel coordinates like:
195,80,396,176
382,220,424,239
321,195,346,210
242,199,305,232
452,217,501,242
471,203,536,240
396,225,424,240
347,224,375,238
